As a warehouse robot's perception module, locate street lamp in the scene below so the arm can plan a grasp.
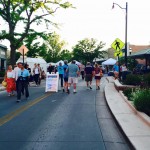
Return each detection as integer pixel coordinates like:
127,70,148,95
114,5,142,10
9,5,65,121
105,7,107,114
112,2,128,67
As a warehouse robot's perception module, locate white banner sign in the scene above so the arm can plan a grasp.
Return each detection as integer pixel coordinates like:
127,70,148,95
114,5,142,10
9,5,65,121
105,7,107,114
45,73,59,92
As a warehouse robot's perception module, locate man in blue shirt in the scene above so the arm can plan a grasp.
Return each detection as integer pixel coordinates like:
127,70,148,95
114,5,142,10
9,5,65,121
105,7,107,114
67,60,79,94
17,63,30,102
58,62,64,88
63,60,69,92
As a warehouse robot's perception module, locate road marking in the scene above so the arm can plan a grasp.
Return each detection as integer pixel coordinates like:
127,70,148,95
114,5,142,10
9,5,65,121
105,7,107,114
0,93,51,126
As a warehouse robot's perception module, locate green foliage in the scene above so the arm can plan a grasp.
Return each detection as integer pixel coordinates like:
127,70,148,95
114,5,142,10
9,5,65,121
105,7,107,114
43,32,66,62
143,73,150,87
0,0,72,65
124,74,141,85
132,89,150,115
0,71,5,77
59,49,72,62
123,88,135,101
72,38,106,64
119,57,138,71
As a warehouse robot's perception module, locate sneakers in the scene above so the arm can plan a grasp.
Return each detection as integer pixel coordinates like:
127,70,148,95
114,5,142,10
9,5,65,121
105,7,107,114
16,99,21,103
89,86,92,89
67,89,70,94
73,91,77,94
63,89,65,92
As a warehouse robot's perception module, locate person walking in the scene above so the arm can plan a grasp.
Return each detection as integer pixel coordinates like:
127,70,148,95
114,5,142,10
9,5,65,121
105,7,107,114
58,62,64,89
80,64,85,80
94,64,103,90
37,64,42,85
5,65,16,96
67,60,79,94
63,60,69,92
17,64,30,102
113,62,119,79
13,62,22,94
47,64,54,74
33,63,40,86
85,62,94,89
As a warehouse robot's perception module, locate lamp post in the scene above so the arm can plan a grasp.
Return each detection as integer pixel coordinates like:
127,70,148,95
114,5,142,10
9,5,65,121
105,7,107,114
112,2,128,67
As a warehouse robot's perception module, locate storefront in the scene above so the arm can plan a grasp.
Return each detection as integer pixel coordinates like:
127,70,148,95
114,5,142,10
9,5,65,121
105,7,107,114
0,44,7,71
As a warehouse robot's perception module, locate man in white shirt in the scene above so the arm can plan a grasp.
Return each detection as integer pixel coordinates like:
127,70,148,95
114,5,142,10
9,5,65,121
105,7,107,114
13,62,22,94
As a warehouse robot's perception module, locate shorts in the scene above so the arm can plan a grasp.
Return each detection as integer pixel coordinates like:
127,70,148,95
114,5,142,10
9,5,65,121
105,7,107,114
64,77,68,82
85,74,92,82
95,76,101,80
68,77,78,84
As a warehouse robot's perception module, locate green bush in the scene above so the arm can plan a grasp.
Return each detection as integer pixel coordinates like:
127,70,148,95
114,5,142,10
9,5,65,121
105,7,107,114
132,89,150,116
0,71,5,77
124,74,141,85
143,73,150,87
123,88,133,101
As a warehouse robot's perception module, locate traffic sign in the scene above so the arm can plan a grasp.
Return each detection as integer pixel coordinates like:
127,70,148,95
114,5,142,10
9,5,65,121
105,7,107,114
111,38,125,51
114,51,123,57
18,45,28,55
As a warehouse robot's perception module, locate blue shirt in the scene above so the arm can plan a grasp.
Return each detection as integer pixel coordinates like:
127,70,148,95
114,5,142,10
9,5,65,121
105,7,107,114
68,64,79,77
63,64,68,78
18,69,30,80
58,66,64,75
113,64,119,72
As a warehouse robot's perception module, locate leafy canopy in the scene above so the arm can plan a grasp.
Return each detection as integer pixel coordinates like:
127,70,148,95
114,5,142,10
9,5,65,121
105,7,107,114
0,0,72,65
72,38,106,64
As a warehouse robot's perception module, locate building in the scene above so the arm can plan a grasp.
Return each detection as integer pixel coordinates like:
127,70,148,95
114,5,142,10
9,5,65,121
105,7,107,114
0,44,7,71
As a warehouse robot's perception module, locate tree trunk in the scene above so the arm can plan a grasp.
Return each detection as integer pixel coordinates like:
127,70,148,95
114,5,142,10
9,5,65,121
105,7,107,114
10,44,16,67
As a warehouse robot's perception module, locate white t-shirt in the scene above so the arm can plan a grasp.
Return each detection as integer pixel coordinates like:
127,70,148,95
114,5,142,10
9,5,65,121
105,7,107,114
34,68,39,74
122,66,127,71
13,67,21,81
7,70,14,78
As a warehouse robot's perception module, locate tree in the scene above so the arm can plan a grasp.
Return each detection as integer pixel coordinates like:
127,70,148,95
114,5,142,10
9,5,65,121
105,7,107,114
24,31,47,58
0,0,72,65
118,57,138,71
44,32,66,62
72,38,106,64
59,49,72,61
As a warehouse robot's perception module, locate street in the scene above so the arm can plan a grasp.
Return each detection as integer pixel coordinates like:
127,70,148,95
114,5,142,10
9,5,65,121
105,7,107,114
0,78,131,150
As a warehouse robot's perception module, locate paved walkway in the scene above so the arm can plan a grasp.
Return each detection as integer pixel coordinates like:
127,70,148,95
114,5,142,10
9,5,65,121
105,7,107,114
0,78,131,150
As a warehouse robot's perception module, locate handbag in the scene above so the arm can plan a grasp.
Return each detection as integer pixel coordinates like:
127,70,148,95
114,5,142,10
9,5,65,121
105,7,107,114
100,71,103,77
2,80,7,87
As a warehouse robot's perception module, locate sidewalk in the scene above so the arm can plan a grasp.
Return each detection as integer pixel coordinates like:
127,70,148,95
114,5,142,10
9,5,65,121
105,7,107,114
105,77,150,150
0,84,6,91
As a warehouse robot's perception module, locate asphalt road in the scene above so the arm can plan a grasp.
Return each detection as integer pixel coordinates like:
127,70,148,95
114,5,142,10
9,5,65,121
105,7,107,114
0,78,131,150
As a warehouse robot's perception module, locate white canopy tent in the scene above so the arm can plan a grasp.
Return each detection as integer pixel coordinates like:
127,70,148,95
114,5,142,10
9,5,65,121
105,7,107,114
102,58,117,65
17,56,47,73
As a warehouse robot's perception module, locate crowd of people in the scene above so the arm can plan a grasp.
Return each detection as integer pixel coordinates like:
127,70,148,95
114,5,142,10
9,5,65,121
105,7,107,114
3,62,45,102
48,60,104,94
2,60,104,102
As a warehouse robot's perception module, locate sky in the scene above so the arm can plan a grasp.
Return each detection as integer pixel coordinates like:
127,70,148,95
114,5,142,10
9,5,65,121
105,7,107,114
53,0,150,50
0,0,150,50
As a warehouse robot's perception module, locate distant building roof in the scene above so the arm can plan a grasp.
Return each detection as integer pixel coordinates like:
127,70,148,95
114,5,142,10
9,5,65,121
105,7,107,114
130,45,150,53
130,48,150,58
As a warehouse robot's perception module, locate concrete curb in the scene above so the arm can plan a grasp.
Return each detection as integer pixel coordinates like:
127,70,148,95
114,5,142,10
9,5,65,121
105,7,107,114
104,81,150,150
119,91,150,127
